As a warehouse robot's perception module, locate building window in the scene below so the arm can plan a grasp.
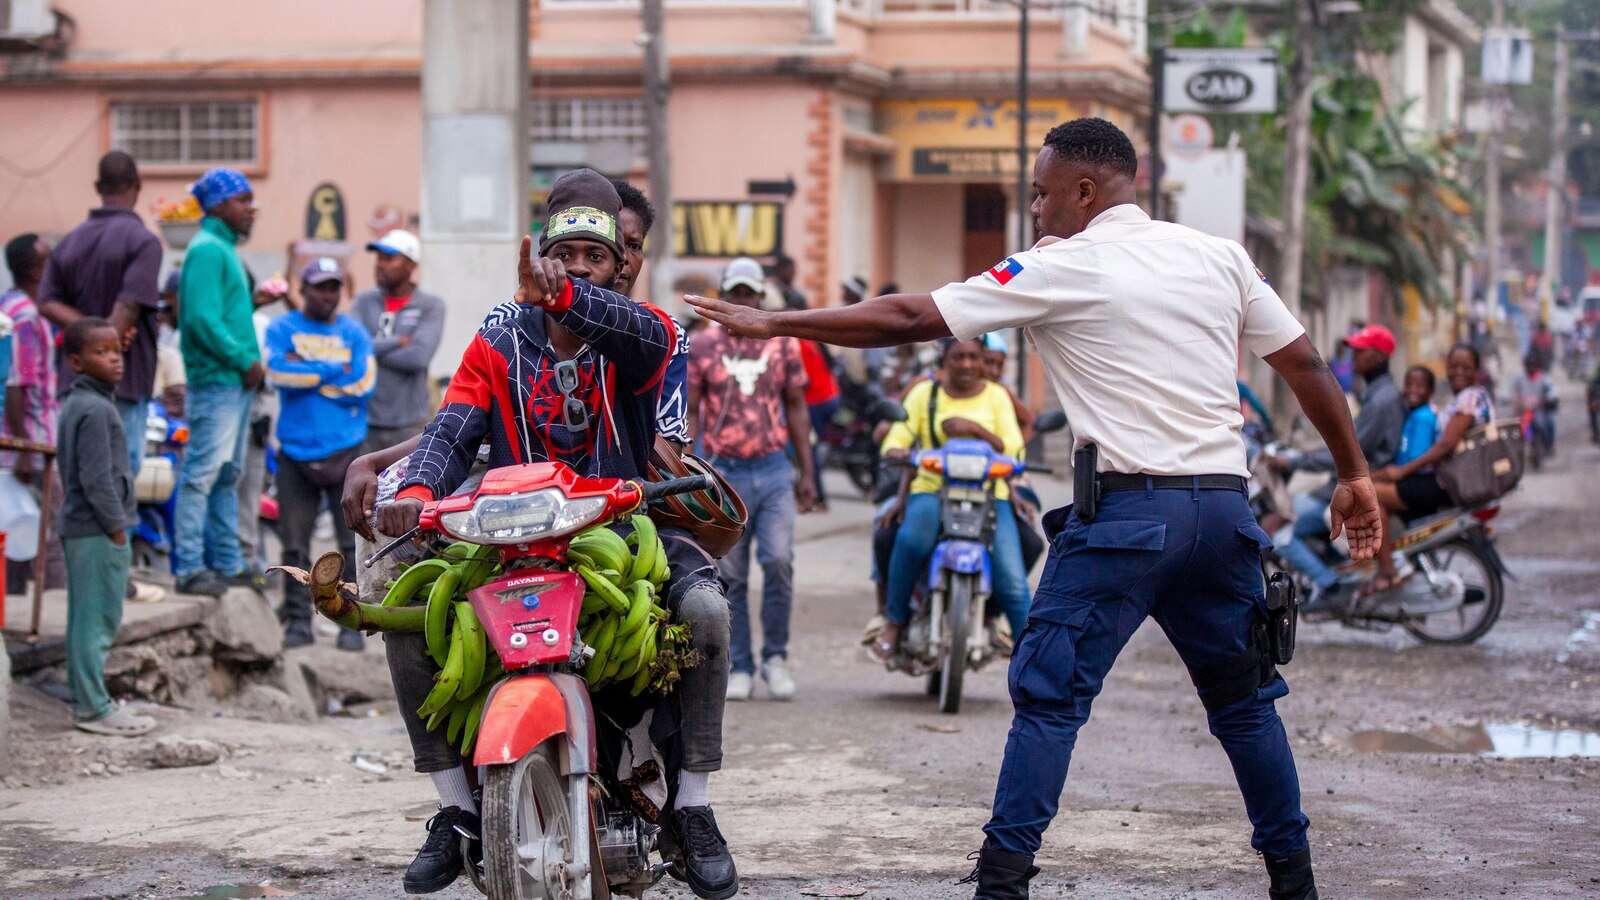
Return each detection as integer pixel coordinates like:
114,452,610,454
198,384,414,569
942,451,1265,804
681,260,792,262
530,97,647,145
110,100,259,167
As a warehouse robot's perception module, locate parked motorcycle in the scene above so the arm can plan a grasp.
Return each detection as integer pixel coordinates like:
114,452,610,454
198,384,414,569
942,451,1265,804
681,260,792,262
131,400,188,572
821,377,907,498
885,410,1067,713
1249,442,1510,645
371,461,714,900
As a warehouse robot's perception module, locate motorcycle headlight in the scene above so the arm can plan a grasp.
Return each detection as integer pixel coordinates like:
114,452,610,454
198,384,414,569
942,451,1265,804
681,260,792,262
944,453,991,481
438,489,607,544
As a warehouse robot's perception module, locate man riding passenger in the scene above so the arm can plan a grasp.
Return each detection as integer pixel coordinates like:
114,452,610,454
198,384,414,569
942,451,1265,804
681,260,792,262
345,171,738,899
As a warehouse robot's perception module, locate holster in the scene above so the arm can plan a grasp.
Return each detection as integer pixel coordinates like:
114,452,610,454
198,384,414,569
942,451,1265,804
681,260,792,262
1073,444,1100,523
1264,571,1298,665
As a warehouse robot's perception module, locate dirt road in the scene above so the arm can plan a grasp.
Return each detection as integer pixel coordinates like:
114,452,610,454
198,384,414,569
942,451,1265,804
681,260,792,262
3,379,1597,899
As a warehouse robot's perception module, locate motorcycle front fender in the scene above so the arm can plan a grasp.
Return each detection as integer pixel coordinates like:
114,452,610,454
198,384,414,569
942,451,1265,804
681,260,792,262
1466,528,1514,580
929,540,992,594
473,671,597,774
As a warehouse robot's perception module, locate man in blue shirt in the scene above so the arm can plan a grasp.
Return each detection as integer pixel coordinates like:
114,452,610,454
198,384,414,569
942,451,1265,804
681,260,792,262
267,257,375,649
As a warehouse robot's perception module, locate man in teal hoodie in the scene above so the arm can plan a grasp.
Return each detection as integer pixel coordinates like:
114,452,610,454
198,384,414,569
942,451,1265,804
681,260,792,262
175,167,265,597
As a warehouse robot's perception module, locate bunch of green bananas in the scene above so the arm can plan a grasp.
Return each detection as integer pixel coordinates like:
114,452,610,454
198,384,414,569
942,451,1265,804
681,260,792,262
381,542,506,757
569,516,698,696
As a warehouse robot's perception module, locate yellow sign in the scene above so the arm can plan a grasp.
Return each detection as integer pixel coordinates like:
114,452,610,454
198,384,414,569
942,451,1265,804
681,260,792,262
671,201,784,258
880,98,1084,181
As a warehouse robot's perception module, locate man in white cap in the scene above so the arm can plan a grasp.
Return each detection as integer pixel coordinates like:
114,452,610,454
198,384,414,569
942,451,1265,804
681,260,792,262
687,256,817,702
352,229,445,454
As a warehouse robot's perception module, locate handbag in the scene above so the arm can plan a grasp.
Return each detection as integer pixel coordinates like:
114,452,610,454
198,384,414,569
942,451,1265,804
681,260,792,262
300,444,365,489
1435,418,1525,507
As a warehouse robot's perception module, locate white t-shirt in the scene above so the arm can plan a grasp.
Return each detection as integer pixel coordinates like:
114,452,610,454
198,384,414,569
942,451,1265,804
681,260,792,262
932,203,1305,477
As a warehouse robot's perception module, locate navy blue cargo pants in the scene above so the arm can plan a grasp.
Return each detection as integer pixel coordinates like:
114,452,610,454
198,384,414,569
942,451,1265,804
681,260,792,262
984,480,1310,859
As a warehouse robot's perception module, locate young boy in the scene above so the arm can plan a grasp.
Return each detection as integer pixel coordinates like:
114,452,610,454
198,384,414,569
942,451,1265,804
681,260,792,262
266,258,375,649
57,317,154,736
1395,365,1440,467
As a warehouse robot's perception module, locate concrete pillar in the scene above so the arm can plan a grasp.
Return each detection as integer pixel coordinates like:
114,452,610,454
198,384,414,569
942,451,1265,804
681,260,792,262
420,0,530,377
809,0,837,41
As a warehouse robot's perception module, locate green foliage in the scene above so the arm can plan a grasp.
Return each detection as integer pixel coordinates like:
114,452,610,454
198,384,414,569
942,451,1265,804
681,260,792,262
1154,1,1478,310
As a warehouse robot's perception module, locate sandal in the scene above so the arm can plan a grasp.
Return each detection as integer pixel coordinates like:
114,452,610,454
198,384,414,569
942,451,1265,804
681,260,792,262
861,614,887,647
868,623,902,663
75,706,156,737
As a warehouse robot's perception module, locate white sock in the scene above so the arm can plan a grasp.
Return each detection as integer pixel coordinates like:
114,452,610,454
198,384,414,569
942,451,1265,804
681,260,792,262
676,770,710,810
431,766,478,814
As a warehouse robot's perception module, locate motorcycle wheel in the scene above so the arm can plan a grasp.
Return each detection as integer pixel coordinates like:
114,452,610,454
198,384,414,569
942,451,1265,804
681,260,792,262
1402,538,1504,645
483,742,579,900
938,574,972,714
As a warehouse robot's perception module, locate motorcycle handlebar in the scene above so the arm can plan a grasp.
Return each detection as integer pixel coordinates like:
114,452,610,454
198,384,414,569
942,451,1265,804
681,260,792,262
641,474,715,502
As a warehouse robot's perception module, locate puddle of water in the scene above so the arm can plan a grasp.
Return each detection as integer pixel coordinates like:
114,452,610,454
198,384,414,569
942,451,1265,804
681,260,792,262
179,884,297,899
1348,722,1600,758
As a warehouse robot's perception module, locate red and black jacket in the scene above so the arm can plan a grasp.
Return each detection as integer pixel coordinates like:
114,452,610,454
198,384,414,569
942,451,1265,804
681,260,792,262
398,278,677,503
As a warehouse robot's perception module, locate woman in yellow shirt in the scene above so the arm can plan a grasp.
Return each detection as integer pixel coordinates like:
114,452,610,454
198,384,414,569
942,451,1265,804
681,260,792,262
872,338,1029,659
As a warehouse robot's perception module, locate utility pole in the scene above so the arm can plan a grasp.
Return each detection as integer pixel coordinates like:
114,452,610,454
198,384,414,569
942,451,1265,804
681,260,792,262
1482,0,1505,330
1015,0,1031,402
642,0,675,309
1539,23,1570,319
1279,0,1314,326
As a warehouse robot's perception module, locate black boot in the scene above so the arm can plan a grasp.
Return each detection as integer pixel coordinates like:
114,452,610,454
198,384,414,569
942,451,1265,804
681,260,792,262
671,805,739,900
403,806,477,894
958,841,1039,900
283,618,314,648
1264,847,1318,900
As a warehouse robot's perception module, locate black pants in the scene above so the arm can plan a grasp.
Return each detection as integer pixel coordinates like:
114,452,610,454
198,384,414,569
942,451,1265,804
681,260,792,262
277,454,356,626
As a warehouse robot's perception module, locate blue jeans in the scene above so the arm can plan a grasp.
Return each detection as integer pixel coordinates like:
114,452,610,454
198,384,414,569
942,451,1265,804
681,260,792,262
713,451,796,674
986,485,1309,859
886,492,1031,638
116,397,149,477
175,383,251,579
1276,492,1338,591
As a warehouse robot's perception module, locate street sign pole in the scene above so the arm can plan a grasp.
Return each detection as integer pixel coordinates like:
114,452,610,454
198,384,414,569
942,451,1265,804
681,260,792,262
1149,46,1165,220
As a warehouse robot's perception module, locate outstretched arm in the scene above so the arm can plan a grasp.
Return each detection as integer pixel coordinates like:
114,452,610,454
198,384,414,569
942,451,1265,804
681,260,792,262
685,292,950,348
1263,335,1382,560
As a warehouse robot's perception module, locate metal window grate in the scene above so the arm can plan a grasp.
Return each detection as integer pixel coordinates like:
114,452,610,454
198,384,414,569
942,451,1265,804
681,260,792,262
530,97,647,144
110,100,258,166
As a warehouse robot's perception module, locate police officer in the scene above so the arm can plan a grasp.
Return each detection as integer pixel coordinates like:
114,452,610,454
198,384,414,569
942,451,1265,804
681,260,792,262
687,117,1381,900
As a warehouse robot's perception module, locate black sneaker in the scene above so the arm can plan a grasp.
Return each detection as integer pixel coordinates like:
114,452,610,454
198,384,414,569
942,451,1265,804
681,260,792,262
404,806,478,894
226,570,269,593
283,620,314,649
671,806,738,900
177,571,228,598
336,628,366,652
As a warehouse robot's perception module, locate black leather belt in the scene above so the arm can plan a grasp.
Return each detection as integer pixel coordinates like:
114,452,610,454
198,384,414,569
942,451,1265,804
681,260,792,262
1098,473,1247,494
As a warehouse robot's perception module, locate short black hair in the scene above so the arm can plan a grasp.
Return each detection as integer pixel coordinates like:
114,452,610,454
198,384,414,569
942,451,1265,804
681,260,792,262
1042,117,1137,178
95,150,140,194
776,254,795,269
1449,342,1481,370
63,316,116,356
5,233,41,283
611,179,655,236
1405,364,1436,393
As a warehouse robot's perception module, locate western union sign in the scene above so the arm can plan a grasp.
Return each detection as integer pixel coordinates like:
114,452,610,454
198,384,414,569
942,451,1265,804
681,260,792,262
672,201,784,258
880,98,1085,181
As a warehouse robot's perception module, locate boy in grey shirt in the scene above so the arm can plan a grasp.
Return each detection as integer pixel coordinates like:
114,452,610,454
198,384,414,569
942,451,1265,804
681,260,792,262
57,317,153,737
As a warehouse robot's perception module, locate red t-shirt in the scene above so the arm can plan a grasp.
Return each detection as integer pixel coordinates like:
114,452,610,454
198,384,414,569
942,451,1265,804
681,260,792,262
799,340,840,405
384,294,410,314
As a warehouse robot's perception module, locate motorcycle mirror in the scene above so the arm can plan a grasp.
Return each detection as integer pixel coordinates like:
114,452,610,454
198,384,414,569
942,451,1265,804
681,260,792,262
878,399,909,422
1034,409,1069,433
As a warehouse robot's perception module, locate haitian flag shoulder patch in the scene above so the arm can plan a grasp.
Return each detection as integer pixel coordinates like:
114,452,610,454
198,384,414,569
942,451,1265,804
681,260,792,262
986,256,1025,286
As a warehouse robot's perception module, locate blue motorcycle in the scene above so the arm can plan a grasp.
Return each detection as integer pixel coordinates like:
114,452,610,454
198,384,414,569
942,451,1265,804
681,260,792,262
896,410,1066,713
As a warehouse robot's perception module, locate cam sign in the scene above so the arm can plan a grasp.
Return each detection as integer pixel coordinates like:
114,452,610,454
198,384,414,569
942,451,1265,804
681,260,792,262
1162,49,1278,115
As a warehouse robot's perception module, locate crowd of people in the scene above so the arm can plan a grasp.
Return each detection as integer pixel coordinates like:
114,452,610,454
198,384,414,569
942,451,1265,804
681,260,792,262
2,152,449,736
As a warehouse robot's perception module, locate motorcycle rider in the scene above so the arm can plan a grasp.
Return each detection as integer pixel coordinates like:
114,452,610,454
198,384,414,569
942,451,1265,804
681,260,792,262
356,171,738,898
1269,325,1405,610
1510,353,1556,458
870,336,1029,661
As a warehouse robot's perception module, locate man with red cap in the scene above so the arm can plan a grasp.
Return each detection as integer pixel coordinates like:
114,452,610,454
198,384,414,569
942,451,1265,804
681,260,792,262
1270,323,1404,610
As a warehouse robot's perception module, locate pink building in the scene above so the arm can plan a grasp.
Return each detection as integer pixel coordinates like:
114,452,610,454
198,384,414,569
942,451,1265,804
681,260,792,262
0,0,1147,335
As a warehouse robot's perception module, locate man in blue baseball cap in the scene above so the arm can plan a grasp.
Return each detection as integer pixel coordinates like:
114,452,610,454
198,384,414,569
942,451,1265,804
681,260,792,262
174,167,265,598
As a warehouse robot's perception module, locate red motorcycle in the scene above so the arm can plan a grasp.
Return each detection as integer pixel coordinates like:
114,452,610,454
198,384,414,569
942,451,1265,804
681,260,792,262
383,462,712,900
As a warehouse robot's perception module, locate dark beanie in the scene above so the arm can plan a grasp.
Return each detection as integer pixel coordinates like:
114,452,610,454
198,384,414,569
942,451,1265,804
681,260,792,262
540,168,624,262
